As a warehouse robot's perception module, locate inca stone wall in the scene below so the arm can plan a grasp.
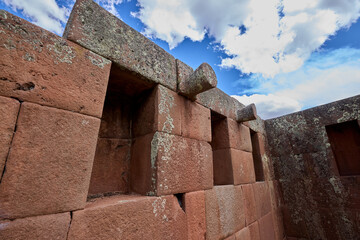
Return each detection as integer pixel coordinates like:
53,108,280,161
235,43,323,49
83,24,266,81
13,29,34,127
0,0,358,239
265,95,360,240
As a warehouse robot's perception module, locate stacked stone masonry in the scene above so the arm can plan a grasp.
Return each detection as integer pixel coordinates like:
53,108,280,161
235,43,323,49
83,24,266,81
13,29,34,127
0,0,358,239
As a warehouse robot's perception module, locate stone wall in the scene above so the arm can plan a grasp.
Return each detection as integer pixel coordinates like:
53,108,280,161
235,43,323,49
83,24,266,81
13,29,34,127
0,1,284,239
265,95,360,240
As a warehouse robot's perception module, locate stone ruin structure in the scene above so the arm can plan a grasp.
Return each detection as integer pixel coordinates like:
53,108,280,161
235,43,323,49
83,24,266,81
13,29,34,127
0,0,359,239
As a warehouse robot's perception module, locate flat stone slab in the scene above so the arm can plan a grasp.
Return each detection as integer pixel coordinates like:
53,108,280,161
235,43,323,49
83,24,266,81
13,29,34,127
64,0,177,91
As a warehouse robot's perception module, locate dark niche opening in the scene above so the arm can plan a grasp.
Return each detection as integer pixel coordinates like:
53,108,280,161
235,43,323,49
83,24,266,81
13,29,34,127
326,120,360,176
250,129,265,181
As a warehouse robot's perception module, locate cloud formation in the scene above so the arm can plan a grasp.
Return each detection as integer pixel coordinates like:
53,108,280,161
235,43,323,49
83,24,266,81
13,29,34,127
134,0,360,77
2,0,71,34
232,48,360,119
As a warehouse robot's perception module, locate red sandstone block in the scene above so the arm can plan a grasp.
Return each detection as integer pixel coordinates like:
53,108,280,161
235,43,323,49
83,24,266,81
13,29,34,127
272,209,285,240
181,99,211,142
68,195,187,240
268,181,282,211
133,84,182,137
258,212,276,240
88,138,131,196
131,132,213,196
184,191,206,240
224,234,236,240
0,11,111,118
235,227,251,240
205,185,245,240
248,221,261,240
0,102,100,218
241,184,258,225
0,212,70,240
212,118,252,152
0,96,19,175
253,182,272,218
213,149,255,185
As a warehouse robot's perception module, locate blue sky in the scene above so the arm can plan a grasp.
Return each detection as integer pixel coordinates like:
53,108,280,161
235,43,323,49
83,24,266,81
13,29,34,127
1,0,360,119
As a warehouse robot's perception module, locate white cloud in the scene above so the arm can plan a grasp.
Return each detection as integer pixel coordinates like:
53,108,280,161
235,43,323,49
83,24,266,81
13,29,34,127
3,0,71,35
232,48,360,119
95,0,124,18
134,0,360,77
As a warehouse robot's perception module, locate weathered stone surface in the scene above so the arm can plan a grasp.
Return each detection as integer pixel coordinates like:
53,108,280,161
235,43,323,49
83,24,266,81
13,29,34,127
133,84,182,137
181,99,211,142
213,149,234,185
178,63,217,99
253,182,271,218
0,10,111,118
176,59,193,88
205,185,245,240
236,103,257,122
0,103,100,219
64,0,177,91
0,212,70,240
197,88,245,120
272,209,285,240
241,184,258,225
232,150,256,185
258,212,276,240
88,138,131,196
184,191,206,240
266,95,360,239
235,227,251,240
0,97,19,176
212,118,252,152
248,221,261,240
68,195,187,240
131,132,213,196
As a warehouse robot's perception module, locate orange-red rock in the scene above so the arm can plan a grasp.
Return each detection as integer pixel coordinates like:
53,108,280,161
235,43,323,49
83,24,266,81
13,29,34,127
0,102,100,218
253,182,272,218
0,10,111,118
131,132,213,196
184,191,206,240
241,184,258,225
133,84,182,137
213,148,255,185
205,185,245,240
235,227,251,240
258,212,276,240
67,195,187,240
0,97,19,175
248,221,261,240
0,212,70,240
181,99,211,142
88,138,132,196
212,118,252,152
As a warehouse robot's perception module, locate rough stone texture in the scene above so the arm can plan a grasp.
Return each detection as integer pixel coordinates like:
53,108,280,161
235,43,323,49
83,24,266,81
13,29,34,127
213,149,255,185
248,221,261,240
241,184,258,226
181,99,212,142
236,103,257,122
131,132,213,196
272,209,285,240
184,191,206,240
212,118,252,152
0,212,70,240
266,95,360,239
205,185,245,240
68,194,187,240
197,88,245,120
0,10,111,118
88,138,131,196
0,103,100,219
133,84,182,137
178,63,217,100
235,227,251,240
176,59,193,89
258,212,276,240
0,96,19,176
253,182,272,218
64,0,177,91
